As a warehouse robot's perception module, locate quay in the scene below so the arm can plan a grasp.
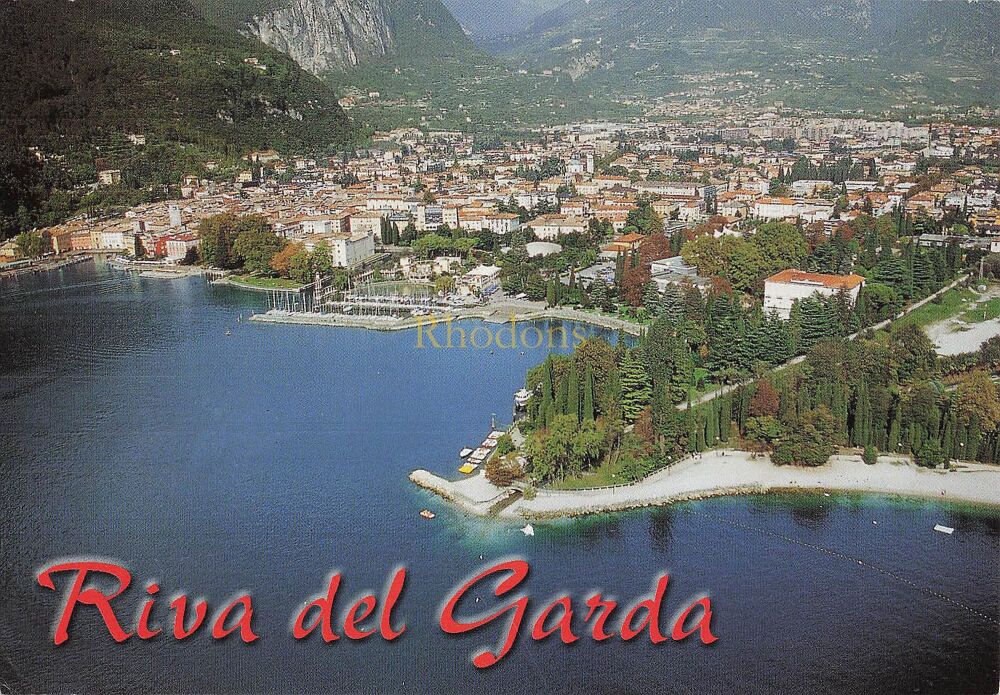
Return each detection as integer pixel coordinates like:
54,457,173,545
250,301,644,336
0,254,92,278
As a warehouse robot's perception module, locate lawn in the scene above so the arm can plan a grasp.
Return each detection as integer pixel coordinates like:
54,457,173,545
228,275,305,290
893,287,979,328
960,296,1000,324
548,455,630,490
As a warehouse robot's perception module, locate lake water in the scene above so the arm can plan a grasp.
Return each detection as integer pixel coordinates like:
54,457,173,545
1,259,997,694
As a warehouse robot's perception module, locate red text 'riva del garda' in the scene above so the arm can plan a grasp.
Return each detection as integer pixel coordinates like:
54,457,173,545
36,559,718,669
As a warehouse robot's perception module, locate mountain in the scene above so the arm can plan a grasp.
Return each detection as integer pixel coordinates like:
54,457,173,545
190,0,590,134
500,0,1000,110
1,0,354,152
193,0,480,76
439,0,567,46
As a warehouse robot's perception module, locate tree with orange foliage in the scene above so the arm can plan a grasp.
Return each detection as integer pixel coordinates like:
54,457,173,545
270,242,304,278
749,380,781,418
639,233,673,266
619,264,651,307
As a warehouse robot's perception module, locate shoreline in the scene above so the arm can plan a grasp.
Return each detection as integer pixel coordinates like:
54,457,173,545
212,277,307,293
250,304,644,335
410,450,1000,520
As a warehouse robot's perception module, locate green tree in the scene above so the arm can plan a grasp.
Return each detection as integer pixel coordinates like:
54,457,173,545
956,370,1000,433
233,221,284,275
619,351,651,422
582,365,595,422
14,230,48,258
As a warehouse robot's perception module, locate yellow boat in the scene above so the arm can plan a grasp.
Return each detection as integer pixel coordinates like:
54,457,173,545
458,462,478,475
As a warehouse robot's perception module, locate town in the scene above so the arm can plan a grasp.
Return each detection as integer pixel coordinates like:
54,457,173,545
7,110,1000,498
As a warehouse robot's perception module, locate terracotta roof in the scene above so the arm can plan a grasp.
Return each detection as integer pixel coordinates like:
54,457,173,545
766,269,866,290
616,232,645,243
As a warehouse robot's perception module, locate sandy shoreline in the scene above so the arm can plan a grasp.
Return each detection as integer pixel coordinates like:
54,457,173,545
411,450,1000,520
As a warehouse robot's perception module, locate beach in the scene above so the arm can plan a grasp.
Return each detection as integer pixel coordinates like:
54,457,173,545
411,450,1000,519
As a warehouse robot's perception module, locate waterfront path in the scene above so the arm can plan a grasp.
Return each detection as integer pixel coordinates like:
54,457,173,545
252,301,644,335
412,450,1000,520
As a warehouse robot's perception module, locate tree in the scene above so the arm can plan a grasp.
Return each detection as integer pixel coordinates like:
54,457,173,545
582,365,595,422
197,213,244,269
620,265,651,307
749,380,780,418
794,297,838,351
434,275,456,295
525,273,546,302
619,351,651,422
863,445,878,466
772,406,838,466
270,242,304,278
591,280,610,311
233,221,284,275
566,367,580,422
915,440,947,469
485,454,523,487
14,230,48,258
956,370,1000,433
642,282,662,315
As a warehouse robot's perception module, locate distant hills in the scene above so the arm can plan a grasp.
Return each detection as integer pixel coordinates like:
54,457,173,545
440,0,566,46
496,0,1000,110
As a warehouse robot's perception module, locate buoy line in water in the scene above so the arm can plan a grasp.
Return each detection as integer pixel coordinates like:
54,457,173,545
683,508,999,627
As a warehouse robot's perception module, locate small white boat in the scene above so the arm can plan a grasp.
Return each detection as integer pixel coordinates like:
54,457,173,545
420,509,436,520
459,448,474,458
933,524,955,535
521,524,534,537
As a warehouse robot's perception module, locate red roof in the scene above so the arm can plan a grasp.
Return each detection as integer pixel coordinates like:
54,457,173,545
765,269,866,290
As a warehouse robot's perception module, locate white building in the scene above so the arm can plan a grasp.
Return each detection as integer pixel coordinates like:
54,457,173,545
763,270,866,320
350,212,383,239
483,213,521,236
753,197,802,220
305,232,376,269
525,214,587,240
458,265,501,297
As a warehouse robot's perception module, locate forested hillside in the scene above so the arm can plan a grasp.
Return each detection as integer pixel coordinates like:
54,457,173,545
0,0,354,238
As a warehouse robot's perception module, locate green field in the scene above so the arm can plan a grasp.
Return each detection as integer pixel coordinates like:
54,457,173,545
894,287,979,328
961,297,1000,324
228,275,305,290
548,456,630,490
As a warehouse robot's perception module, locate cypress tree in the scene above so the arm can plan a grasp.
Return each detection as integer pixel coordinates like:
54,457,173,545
583,366,595,422
620,351,652,422
888,412,901,452
557,373,569,416
539,358,554,427
567,367,580,422
719,397,732,442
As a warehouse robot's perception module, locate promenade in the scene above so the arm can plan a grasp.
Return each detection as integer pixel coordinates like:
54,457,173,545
411,450,1000,520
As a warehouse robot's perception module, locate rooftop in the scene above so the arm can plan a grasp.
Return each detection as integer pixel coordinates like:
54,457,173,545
765,269,866,290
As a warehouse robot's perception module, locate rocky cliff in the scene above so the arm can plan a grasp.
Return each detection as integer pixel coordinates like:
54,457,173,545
246,0,393,75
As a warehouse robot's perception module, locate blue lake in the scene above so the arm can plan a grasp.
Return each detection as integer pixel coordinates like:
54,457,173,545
1,260,997,693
